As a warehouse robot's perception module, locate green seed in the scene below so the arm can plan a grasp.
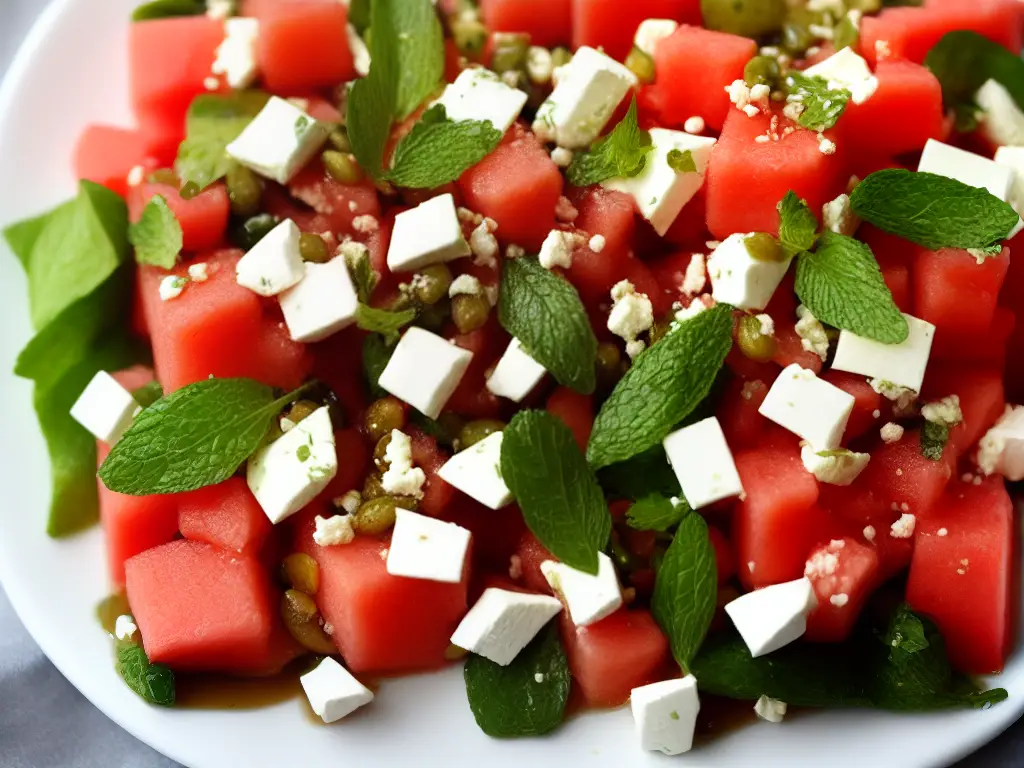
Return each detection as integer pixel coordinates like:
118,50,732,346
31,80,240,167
281,589,336,655
283,400,320,427
781,22,814,56
451,293,491,334
363,472,386,500
744,232,786,263
743,55,782,88
373,434,393,468
701,0,787,37
353,496,403,535
624,47,655,84
299,233,330,264
364,397,407,443
147,168,179,186
226,163,262,217
328,128,352,153
491,33,530,73
415,298,451,332
457,419,506,451
281,553,320,595
737,314,777,363
452,17,488,55
550,47,573,69
413,264,453,306
179,181,201,201
322,149,364,185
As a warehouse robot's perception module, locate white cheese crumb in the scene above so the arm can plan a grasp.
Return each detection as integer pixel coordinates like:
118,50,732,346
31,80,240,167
872,409,881,418
756,314,775,336
683,116,706,135
795,304,829,361
352,215,379,233
863,525,876,541
829,593,850,607
681,253,706,295
538,229,580,270
754,695,787,723
338,490,362,515
875,40,891,61
921,395,963,427
550,147,574,167
589,234,606,253
188,262,209,283
818,137,837,155
534,672,547,683
469,222,499,266
159,275,187,301
805,550,839,578
507,244,526,259
880,422,904,444
890,513,917,539
313,514,355,546
937,528,948,537
870,379,917,414
204,76,220,91
822,193,859,236
381,430,426,499
114,615,137,641
127,165,145,187
449,274,482,298
747,561,756,573
526,46,553,84
607,280,654,357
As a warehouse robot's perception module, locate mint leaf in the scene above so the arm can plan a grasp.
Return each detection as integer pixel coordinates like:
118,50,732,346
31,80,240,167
566,98,653,187
464,623,570,737
131,0,205,21
849,168,1019,250
626,494,689,532
99,378,308,495
883,604,931,668
925,31,1024,118
355,303,416,344
387,105,503,189
348,67,397,181
3,205,55,271
348,0,370,33
598,444,682,501
795,232,908,344
363,334,394,400
129,196,182,269
587,303,733,470
666,149,696,173
920,420,949,461
132,380,164,408
652,512,718,669
117,643,175,706
176,92,269,191
786,72,851,132
499,258,598,395
500,410,611,574
833,13,859,52
778,191,819,257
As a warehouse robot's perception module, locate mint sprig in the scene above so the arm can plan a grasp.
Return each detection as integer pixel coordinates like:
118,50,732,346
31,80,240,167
566,98,653,187
499,258,598,395
176,91,269,191
117,643,175,706
464,623,570,737
598,444,682,501
786,72,851,132
778,191,819,257
925,31,1024,120
99,378,309,495
849,168,1019,250
500,410,611,575
626,493,689,532
652,512,718,669
920,420,949,461
883,604,931,668
587,303,733,469
355,303,416,344
387,105,503,189
129,195,182,269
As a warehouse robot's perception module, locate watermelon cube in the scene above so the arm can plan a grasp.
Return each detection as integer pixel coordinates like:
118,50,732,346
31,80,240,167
572,0,702,62
922,366,1006,457
127,179,230,253
804,538,880,643
480,0,572,48
74,126,153,198
914,247,1010,335
856,429,954,518
178,477,272,555
254,1,357,93
822,371,883,441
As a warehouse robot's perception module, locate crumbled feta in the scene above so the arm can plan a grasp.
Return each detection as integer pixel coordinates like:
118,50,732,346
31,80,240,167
386,508,472,583
588,234,606,253
681,253,706,295
822,193,859,236
725,577,817,657
804,550,838,579
922,395,963,427
880,422,904,444
226,96,329,184
976,79,1024,148
347,24,371,77
607,280,654,356
863,525,876,542
69,371,140,445
279,257,359,342
674,296,710,323
486,338,547,403
526,46,554,84
380,429,427,499
450,587,563,666
683,116,705,135
759,364,855,450
449,274,482,298
977,405,1024,480
795,304,829,362
706,233,793,311
818,137,837,155
352,215,379,234
206,0,234,19
435,67,528,133
387,193,471,273
114,614,137,642
337,490,361,515
803,47,878,105
631,676,700,756
937,527,948,537
754,695,787,724
870,379,918,416
633,19,679,58
235,218,306,296
301,657,373,723
378,327,474,419
212,17,259,90
437,431,512,509
159,275,188,301
890,513,916,539
187,262,209,283
127,165,145,187
832,314,935,392
506,244,526,259
800,445,870,486
830,593,850,607
726,79,769,115
469,221,500,266
663,417,744,509
313,514,355,546
541,553,623,627
756,313,774,336
538,229,579,270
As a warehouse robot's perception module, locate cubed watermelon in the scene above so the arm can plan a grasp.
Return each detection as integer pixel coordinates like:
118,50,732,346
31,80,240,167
178,477,272,555
822,371,882,441
572,0,702,61
74,126,153,198
480,0,572,48
716,376,772,451
921,366,1005,457
546,387,594,451
254,0,357,93
287,163,382,237
914,247,1009,335
856,429,954,518
804,538,880,643
127,179,230,253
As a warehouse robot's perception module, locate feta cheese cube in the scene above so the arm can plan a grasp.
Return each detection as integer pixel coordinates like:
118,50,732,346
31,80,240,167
279,257,358,342
994,146,1024,238
435,68,529,133
802,47,878,105
437,431,512,509
70,371,139,445
977,405,1024,480
976,79,1024,148
758,364,855,450
226,96,329,184
630,676,700,756
706,233,793,311
532,47,638,149
754,695,787,723
300,657,374,723
724,577,818,657
212,17,260,90
918,139,1014,203
800,445,870,486
386,193,471,274
603,128,716,236
540,553,623,627
486,338,547,402
450,587,563,665
235,219,306,296
633,19,679,57
831,313,935,392
247,407,338,524
377,326,474,419
386,508,472,583
663,417,743,509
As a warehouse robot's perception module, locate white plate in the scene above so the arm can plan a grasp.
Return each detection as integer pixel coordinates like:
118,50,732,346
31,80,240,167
0,1,1021,766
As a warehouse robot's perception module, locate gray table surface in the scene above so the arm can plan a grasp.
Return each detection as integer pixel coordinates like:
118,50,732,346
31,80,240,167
0,2,1022,767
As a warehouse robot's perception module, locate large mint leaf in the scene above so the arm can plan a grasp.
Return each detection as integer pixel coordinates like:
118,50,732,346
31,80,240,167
176,91,269,191
626,493,689,532
117,643,175,706
925,31,1024,117
786,72,851,132
598,444,682,501
778,190,819,257
566,97,653,187
128,195,182,269
387,105,502,189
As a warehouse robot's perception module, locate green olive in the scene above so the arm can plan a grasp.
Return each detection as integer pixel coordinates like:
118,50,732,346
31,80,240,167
179,181,201,201
147,168,179,186
328,127,352,153
364,397,406,443
352,496,405,535
736,314,777,363
491,33,529,73
373,434,393,468
281,553,320,595
414,264,453,306
299,233,330,264
362,472,386,500
416,298,451,332
457,419,505,450
743,55,781,88
833,14,859,52
610,537,639,572
781,22,814,56
744,232,786,262
451,293,491,334
283,400,320,428
226,163,262,217
595,342,623,386
281,589,337,655
452,17,488,55
322,149,364,184
624,47,655,84
435,412,465,447
701,0,787,38
550,47,573,69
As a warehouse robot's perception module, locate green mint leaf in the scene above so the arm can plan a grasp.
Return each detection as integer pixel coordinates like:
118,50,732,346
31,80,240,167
387,105,503,188
849,168,1019,250
598,444,682,501
626,493,689,532
786,72,851,132
499,258,598,395
587,303,733,470
348,72,396,181
342,243,378,303
99,378,306,495
131,0,205,21
795,231,909,344
777,191,819,257
925,31,1024,119
833,13,859,51
348,0,370,33
566,98,653,187
176,91,269,191
117,643,175,706
920,420,949,461
666,148,696,173
464,623,570,738
132,380,164,409
4,205,56,271
882,604,931,668
500,410,611,574
363,334,395,400
355,303,416,345
652,512,718,669
128,196,183,269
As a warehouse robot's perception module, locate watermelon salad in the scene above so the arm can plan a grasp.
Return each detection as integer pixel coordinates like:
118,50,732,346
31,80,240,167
6,0,1024,755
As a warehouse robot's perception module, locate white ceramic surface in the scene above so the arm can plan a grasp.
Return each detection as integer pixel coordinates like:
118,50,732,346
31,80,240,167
0,2,1021,767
